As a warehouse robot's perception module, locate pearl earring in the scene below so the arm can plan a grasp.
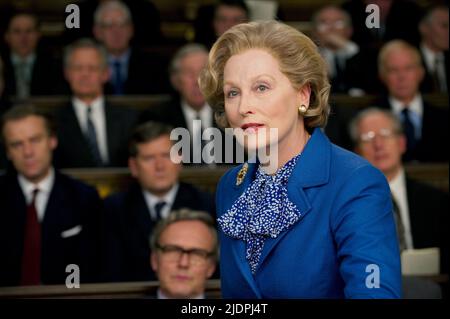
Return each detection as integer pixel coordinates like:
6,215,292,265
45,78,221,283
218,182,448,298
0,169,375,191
298,104,307,114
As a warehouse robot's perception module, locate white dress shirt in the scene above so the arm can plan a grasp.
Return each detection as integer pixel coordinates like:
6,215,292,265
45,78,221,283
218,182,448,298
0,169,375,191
72,96,109,163
11,52,36,98
389,168,414,249
18,167,55,223
157,288,205,299
181,100,213,136
142,183,179,220
389,94,424,140
181,101,215,164
320,41,359,78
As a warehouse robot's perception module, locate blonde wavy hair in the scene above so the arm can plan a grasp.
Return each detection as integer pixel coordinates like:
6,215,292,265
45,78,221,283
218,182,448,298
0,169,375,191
199,20,330,129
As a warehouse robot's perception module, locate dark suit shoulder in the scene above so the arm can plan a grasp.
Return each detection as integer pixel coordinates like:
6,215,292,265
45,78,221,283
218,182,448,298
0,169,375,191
406,177,448,199
55,171,99,198
174,182,215,215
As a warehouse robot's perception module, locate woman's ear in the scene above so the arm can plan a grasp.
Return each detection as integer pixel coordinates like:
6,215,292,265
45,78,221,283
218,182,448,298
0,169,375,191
298,84,311,107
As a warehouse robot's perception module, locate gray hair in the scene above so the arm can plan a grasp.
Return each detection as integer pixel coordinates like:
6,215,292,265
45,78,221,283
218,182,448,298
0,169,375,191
349,107,403,144
94,0,132,26
63,38,108,69
169,43,208,75
378,40,423,76
149,209,218,261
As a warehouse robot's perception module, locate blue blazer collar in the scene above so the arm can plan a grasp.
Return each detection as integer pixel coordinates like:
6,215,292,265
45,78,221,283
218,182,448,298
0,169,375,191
233,128,331,190
228,128,332,276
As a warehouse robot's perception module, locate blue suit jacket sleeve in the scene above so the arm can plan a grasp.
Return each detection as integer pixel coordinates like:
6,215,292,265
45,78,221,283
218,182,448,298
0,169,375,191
331,164,402,298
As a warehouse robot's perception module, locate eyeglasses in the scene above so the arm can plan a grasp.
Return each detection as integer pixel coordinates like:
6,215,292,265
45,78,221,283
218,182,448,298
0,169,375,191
155,244,214,265
99,21,130,29
359,128,397,143
316,20,347,32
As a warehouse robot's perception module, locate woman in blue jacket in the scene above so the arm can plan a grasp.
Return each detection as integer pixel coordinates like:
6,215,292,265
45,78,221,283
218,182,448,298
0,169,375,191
199,20,402,298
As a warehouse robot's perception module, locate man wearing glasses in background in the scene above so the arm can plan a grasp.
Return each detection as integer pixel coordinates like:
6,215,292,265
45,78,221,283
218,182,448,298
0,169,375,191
350,107,449,298
149,209,218,299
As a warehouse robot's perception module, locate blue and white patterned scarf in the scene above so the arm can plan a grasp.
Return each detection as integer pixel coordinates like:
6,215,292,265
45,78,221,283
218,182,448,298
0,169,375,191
218,153,303,274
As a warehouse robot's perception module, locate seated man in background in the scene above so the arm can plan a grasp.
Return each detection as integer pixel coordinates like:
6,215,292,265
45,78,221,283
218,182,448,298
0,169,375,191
194,0,249,49
1,11,62,100
139,43,232,165
350,108,449,282
55,38,137,168
377,40,449,162
103,121,215,282
0,104,102,286
311,5,379,95
418,5,449,94
93,0,170,95
150,209,218,299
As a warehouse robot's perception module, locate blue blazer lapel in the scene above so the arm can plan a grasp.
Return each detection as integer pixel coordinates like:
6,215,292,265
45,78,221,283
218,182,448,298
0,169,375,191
257,129,331,268
227,162,263,298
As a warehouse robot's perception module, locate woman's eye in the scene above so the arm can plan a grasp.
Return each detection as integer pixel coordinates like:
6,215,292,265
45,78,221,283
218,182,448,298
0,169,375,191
256,85,268,92
226,90,238,98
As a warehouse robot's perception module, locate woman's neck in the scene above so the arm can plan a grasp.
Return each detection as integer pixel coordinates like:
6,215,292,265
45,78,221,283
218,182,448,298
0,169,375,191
261,126,311,175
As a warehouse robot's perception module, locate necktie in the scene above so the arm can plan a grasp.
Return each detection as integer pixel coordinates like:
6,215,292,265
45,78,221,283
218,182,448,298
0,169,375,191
86,106,103,166
16,60,30,99
333,54,345,92
391,195,406,252
21,189,41,285
113,60,124,95
154,201,166,220
193,113,204,164
433,55,447,93
401,107,417,160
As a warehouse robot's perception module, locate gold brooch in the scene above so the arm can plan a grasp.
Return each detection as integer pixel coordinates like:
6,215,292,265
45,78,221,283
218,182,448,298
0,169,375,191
236,162,248,186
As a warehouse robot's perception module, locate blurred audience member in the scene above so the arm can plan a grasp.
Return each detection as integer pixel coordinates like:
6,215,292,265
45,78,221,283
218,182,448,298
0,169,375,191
62,0,162,46
0,57,8,169
350,108,449,277
139,44,229,165
150,209,218,299
1,12,62,99
103,122,215,282
93,0,170,95
312,5,378,94
0,104,102,286
342,0,422,51
194,0,249,49
419,5,449,94
56,39,136,168
378,40,449,162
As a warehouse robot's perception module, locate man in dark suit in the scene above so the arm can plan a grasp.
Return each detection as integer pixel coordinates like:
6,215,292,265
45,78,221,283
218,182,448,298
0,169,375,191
418,5,449,94
93,0,170,95
377,40,449,162
55,38,137,168
1,12,62,99
0,104,102,286
350,107,449,277
103,121,215,282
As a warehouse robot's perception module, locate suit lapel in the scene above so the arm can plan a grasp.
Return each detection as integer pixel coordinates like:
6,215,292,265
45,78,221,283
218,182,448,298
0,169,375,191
257,128,331,268
129,184,154,239
65,103,94,162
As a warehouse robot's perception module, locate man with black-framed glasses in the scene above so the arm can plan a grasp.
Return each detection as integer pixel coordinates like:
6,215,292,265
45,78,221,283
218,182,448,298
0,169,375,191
149,209,218,299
